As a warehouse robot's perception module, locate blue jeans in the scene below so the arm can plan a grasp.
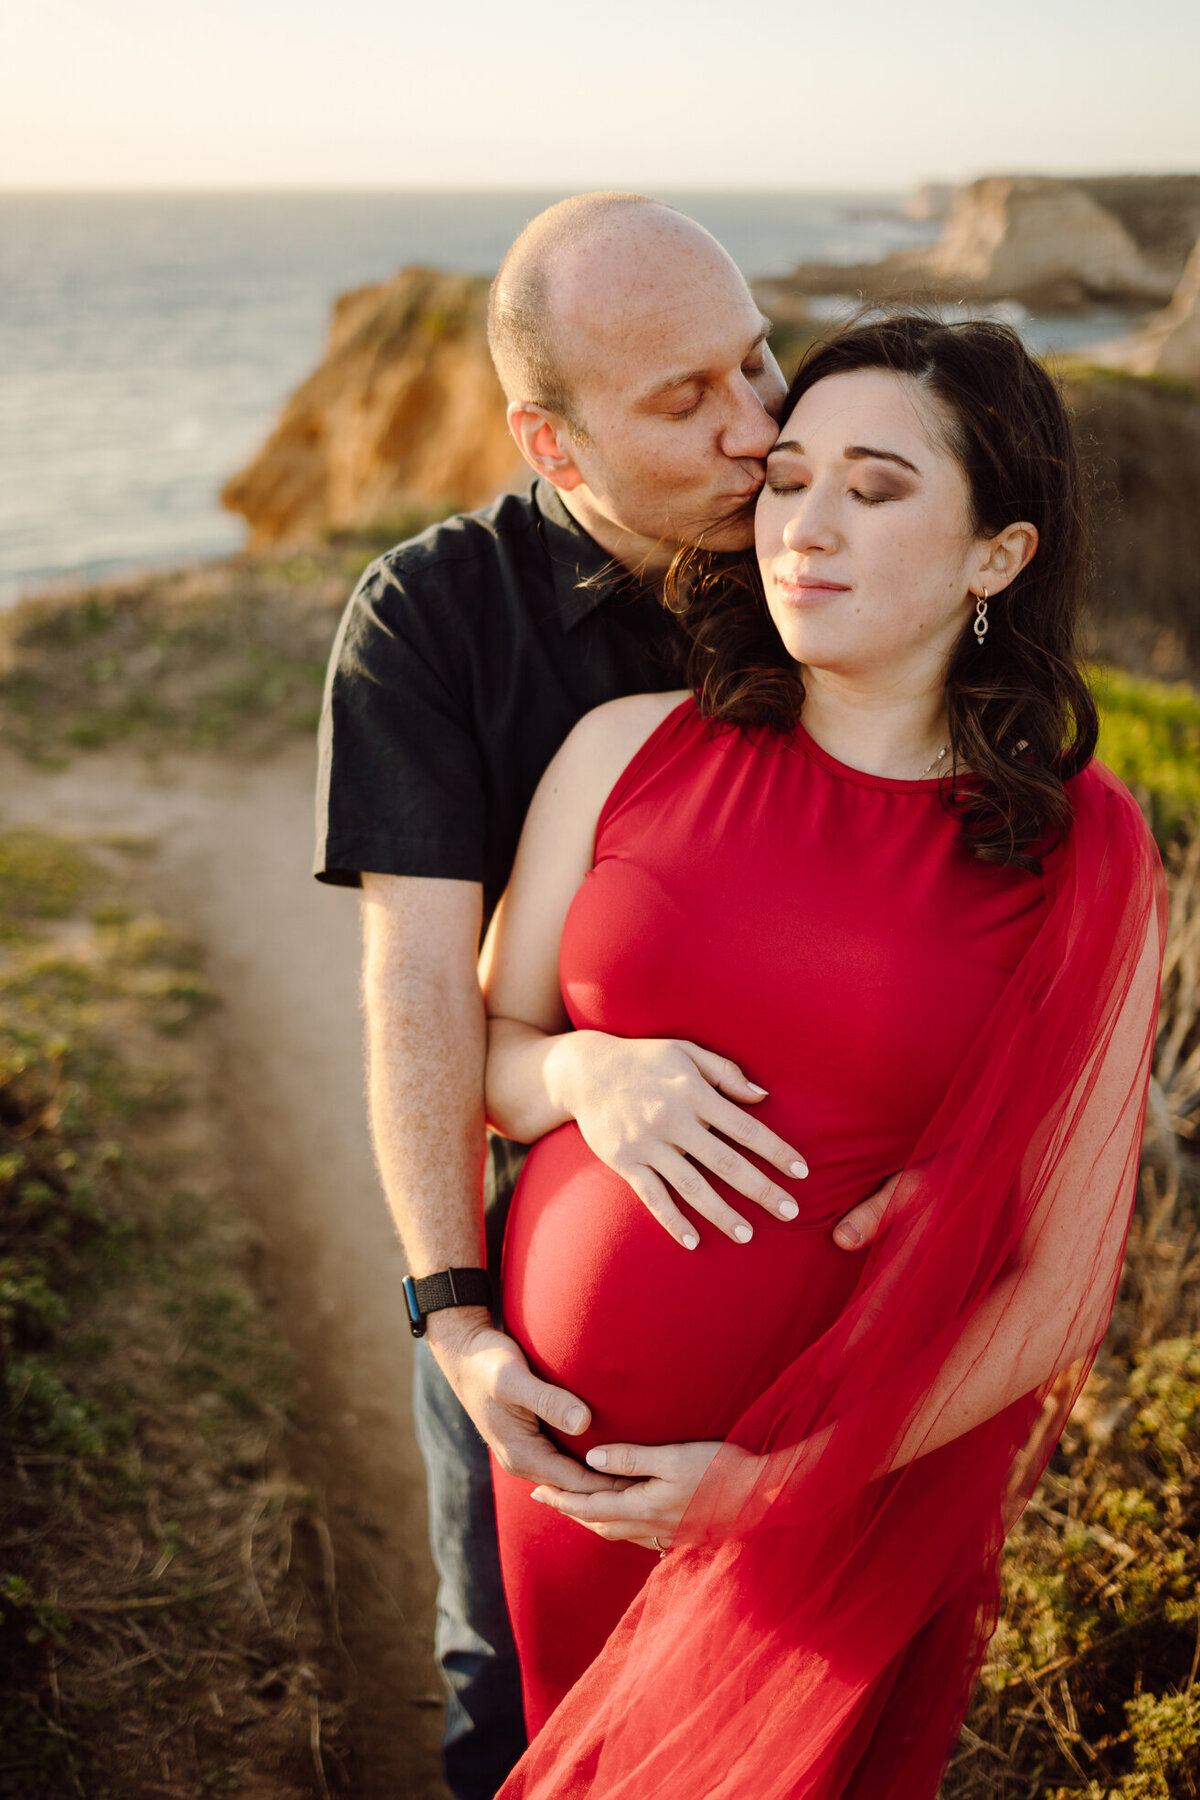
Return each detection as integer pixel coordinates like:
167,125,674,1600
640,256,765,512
413,1338,527,1800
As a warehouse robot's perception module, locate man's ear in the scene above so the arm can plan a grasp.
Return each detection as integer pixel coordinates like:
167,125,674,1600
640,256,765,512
506,403,585,492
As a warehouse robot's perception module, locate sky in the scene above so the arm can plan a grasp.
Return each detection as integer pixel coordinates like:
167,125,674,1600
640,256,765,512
3,0,1198,193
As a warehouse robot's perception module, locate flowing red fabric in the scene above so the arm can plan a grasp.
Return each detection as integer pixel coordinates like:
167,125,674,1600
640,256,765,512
498,758,1166,1800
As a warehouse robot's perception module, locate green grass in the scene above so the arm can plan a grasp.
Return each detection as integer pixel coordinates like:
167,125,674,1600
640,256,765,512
952,1337,1200,1798
1094,664,1200,841
0,554,354,762
0,832,347,1795
0,831,94,940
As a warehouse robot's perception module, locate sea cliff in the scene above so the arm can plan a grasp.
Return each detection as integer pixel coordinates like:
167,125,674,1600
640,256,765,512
221,268,525,551
756,174,1200,314
1123,234,1200,384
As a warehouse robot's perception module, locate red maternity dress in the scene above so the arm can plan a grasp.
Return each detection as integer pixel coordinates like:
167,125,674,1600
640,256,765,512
491,698,1048,1738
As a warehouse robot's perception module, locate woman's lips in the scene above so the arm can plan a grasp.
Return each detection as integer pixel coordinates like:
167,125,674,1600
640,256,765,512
775,575,851,603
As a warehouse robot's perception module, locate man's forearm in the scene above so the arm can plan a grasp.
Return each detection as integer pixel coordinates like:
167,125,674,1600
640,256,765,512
361,881,488,1276
358,875,614,1488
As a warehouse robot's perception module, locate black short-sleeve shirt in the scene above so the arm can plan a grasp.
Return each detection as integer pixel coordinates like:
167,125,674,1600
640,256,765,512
316,480,689,1263
316,480,687,929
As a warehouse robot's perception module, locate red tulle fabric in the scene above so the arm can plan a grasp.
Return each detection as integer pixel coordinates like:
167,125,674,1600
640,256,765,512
499,753,1165,1800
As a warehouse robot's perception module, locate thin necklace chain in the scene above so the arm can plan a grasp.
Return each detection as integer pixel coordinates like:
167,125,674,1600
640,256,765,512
918,743,951,780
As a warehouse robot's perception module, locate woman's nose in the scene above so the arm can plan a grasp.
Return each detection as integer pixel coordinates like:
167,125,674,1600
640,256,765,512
782,500,838,554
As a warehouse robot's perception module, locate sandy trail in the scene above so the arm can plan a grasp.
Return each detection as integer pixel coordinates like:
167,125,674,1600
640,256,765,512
2,741,451,1800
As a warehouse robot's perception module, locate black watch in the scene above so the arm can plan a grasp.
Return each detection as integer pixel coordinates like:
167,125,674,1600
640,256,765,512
402,1267,492,1338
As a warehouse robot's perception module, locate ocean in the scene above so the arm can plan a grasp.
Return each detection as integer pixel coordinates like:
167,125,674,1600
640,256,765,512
0,190,1133,602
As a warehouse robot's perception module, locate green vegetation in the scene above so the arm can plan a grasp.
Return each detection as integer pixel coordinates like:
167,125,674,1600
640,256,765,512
1094,667,1200,842
950,1338,1200,1797
322,498,459,556
0,830,348,1796
0,555,355,762
0,524,474,764
944,790,1200,1793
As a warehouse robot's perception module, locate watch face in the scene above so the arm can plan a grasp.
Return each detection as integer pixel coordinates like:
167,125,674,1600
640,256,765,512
402,1275,422,1326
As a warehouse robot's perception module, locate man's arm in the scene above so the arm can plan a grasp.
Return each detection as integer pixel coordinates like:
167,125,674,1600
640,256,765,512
360,870,617,1494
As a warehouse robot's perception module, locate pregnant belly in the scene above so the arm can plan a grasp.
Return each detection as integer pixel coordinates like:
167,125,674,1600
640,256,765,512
501,1123,866,1458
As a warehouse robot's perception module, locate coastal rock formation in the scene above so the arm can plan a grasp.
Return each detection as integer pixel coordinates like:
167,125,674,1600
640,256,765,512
922,176,1196,308
1124,235,1200,385
221,268,523,549
760,175,1200,312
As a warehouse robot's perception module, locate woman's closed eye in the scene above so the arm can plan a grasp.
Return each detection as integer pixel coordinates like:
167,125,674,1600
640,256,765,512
764,479,900,503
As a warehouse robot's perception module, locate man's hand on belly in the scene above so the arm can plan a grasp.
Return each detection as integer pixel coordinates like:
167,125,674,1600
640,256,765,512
428,1308,624,1494
832,1171,902,1251
528,1438,722,1549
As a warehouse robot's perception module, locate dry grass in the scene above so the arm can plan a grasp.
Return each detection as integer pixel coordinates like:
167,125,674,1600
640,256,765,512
0,831,353,1797
0,554,352,764
942,838,1200,1799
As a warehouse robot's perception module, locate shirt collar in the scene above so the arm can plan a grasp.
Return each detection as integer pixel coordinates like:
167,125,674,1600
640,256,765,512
533,479,654,631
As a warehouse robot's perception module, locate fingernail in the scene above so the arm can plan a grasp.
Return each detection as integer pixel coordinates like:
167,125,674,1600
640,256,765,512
733,1224,753,1243
682,1231,699,1250
779,1199,799,1219
586,1448,608,1469
565,1406,586,1433
747,1082,768,1095
834,1223,862,1248
791,1160,809,1178
530,1489,547,1504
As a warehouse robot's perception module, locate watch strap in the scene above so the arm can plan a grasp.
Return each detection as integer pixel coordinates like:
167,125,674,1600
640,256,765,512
403,1267,492,1337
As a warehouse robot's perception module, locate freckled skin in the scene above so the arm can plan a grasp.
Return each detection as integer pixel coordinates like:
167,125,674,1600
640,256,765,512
547,214,788,567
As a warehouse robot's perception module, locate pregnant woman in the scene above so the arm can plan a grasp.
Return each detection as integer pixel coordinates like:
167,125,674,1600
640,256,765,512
480,314,1165,1799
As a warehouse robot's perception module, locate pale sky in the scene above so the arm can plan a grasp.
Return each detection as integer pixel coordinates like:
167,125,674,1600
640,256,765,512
3,0,1197,192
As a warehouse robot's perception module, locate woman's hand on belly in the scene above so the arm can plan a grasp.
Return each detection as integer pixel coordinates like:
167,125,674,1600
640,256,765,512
529,1438,722,1551
550,1032,810,1249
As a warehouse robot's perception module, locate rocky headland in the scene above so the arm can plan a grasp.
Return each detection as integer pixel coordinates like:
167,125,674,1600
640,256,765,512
1122,232,1200,384
221,267,525,551
756,174,1200,317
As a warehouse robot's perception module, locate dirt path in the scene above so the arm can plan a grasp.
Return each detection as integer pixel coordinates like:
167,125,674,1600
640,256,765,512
1,741,451,1800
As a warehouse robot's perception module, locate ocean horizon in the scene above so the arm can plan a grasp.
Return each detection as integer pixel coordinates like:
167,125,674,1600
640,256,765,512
0,189,1133,603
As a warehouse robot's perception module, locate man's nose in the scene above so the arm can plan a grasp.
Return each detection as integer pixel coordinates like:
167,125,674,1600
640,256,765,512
719,374,782,461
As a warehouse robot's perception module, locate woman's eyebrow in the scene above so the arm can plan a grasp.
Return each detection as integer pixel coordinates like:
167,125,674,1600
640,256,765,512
846,444,922,475
768,439,922,476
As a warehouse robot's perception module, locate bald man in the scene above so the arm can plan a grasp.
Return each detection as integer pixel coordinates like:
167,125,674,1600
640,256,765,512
316,195,882,1797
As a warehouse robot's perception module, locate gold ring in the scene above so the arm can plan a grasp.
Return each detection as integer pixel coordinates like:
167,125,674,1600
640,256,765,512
651,1536,668,1558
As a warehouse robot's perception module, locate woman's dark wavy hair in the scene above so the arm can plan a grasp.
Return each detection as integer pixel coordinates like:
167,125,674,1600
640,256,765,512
666,310,1099,872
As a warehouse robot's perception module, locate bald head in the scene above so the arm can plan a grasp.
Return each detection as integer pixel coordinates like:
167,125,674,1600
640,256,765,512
489,195,784,570
487,193,751,438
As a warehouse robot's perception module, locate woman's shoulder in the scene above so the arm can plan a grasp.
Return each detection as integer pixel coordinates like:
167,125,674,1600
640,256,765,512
525,691,694,845
1067,758,1161,876
556,689,693,775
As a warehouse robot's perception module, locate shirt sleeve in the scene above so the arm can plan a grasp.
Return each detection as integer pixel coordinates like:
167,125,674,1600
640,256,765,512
314,553,487,888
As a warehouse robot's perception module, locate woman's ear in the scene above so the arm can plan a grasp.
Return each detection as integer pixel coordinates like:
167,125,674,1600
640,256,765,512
506,403,585,492
978,521,1039,597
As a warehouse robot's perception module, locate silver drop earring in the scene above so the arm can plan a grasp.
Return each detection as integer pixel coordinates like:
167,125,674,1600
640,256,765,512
973,587,989,645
